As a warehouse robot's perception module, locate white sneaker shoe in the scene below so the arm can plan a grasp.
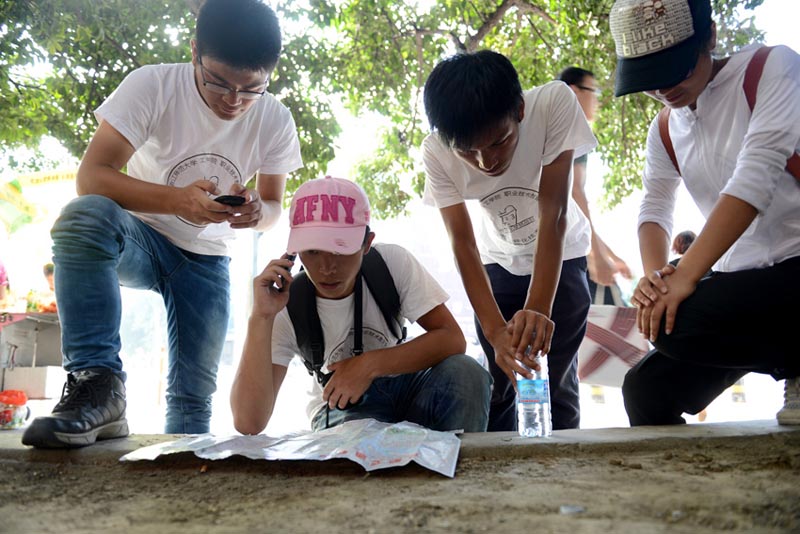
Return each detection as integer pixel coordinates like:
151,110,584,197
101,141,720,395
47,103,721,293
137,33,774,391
776,377,800,425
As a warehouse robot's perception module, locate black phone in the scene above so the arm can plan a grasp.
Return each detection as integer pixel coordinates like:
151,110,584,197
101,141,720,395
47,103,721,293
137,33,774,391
214,195,246,206
277,254,296,292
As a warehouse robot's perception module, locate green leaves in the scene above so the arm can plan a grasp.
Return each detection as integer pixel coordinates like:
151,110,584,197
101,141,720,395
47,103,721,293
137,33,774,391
0,0,765,216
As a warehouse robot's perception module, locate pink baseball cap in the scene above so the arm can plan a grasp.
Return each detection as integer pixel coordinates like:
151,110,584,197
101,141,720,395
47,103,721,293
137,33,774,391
287,176,371,255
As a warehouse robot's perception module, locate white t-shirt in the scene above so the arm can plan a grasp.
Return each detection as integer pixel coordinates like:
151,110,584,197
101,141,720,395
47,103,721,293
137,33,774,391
95,63,304,256
639,45,800,272
422,82,596,276
271,243,450,418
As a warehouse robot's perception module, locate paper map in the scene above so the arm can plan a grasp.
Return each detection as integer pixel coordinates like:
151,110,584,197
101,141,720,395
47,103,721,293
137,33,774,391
120,419,461,477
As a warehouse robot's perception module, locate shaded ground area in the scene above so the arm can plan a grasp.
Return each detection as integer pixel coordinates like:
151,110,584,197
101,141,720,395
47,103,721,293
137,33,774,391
0,423,798,533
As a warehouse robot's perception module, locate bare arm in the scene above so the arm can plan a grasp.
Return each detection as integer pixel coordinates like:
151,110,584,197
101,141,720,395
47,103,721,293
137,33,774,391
571,160,630,284
230,256,295,435
634,195,758,341
79,120,284,229
78,121,223,221
439,203,506,340
324,303,467,409
510,149,574,358
673,194,757,283
234,172,287,232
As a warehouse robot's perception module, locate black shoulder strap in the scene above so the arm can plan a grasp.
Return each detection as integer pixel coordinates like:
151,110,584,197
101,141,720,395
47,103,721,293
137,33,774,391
286,247,407,383
286,271,325,379
361,247,406,342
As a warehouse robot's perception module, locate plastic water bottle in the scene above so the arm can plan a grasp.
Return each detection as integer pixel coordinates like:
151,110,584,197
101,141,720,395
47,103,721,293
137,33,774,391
516,353,552,437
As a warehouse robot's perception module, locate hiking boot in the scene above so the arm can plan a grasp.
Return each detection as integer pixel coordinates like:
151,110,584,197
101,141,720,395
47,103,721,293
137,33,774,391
776,377,800,426
21,368,129,448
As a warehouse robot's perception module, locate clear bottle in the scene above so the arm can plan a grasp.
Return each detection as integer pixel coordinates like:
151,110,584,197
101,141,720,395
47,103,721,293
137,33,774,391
516,353,552,437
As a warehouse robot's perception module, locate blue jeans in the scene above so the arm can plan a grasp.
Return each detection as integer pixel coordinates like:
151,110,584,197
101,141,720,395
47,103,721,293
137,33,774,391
51,195,230,433
311,354,492,432
476,257,590,431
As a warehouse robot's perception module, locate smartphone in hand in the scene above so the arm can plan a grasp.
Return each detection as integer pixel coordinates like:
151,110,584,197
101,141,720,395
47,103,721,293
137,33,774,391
214,195,246,206
277,254,296,293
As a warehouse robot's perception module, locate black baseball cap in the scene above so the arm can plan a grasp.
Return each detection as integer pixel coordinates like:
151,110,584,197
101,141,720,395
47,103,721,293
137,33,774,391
610,0,713,97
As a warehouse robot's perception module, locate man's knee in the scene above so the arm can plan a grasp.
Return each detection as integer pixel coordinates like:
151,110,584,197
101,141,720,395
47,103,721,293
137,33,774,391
437,354,492,393
53,195,126,239
55,195,122,228
52,195,129,259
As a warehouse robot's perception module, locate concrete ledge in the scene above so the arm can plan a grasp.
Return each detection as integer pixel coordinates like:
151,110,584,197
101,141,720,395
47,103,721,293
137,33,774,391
2,419,798,467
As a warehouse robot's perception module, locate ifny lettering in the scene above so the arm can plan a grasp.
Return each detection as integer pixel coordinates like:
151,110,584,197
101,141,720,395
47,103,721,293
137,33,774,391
293,194,356,225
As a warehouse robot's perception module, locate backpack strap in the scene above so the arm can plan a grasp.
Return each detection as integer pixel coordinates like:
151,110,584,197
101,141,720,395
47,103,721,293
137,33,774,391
286,246,406,385
743,46,772,111
657,107,680,175
360,248,406,342
743,46,800,182
286,271,326,382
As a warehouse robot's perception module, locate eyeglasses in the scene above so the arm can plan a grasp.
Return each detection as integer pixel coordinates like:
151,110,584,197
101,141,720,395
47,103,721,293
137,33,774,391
576,85,602,96
198,57,267,101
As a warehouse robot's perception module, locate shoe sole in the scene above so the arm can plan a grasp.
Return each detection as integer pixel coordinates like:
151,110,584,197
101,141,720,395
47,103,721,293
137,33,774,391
777,411,800,425
22,419,130,449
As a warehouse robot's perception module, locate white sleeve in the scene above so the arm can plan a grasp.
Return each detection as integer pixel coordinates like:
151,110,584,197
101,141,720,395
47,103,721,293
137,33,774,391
375,243,449,323
422,135,465,208
638,116,682,237
270,309,299,367
541,82,598,165
258,104,304,175
722,45,800,213
94,66,160,149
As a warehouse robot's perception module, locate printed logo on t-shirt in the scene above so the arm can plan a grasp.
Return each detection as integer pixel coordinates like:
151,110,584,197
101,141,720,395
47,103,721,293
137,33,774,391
481,187,540,246
166,153,243,227
327,327,391,366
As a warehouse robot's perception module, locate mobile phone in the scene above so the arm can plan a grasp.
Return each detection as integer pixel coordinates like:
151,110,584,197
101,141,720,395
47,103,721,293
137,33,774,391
277,254,296,292
214,195,246,206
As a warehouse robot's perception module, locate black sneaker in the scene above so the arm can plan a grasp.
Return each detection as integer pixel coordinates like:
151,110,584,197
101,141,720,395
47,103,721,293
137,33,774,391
21,368,129,448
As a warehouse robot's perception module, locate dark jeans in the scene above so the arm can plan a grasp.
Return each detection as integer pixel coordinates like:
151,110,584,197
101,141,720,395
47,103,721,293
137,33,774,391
623,255,800,425
311,354,492,432
475,257,590,431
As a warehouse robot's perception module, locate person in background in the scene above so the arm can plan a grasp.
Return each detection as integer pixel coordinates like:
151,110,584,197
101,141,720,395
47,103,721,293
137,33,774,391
23,0,303,449
422,50,596,431
37,263,57,313
671,230,696,259
42,263,55,293
558,66,633,306
609,0,800,426
230,177,491,435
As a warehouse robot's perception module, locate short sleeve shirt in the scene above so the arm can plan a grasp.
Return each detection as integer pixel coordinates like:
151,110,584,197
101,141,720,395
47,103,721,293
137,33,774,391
422,82,596,275
95,63,303,256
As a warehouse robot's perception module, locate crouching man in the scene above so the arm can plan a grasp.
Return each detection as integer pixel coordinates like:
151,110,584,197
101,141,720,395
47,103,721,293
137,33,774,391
230,176,492,434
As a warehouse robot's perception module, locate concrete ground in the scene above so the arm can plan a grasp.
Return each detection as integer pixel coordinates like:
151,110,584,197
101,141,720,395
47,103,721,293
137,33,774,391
1,421,799,533
0,418,796,463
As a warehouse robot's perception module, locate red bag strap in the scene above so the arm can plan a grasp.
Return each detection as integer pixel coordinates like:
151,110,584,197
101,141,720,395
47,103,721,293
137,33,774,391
657,107,680,175
743,46,800,181
743,46,772,111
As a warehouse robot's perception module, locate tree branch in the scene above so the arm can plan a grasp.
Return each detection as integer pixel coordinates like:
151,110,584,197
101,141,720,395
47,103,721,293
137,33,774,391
525,14,554,55
466,0,555,52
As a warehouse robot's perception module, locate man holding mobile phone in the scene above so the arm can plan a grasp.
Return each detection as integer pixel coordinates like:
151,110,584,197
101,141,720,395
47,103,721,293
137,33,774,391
230,177,491,434
22,0,302,449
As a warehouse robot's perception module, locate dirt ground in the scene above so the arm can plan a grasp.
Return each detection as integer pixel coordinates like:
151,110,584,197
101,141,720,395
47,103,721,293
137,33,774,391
1,430,799,534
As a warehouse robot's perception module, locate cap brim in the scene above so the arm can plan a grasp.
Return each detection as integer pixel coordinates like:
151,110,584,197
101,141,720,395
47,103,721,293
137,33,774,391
287,225,367,255
614,36,699,97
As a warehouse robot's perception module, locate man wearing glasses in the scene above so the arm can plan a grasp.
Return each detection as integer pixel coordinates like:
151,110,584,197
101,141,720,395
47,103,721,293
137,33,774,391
558,66,633,306
22,0,302,448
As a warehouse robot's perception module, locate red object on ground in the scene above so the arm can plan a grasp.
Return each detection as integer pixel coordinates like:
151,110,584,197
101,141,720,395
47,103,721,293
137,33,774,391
0,390,28,406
